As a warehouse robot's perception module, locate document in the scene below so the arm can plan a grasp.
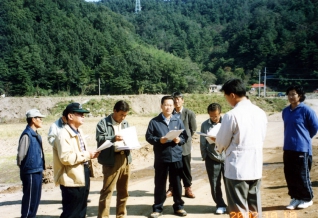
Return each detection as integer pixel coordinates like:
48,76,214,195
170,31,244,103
117,126,141,150
164,129,184,140
196,123,221,137
96,140,113,152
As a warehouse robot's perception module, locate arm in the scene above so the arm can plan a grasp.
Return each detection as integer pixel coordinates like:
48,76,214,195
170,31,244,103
306,109,318,138
145,120,162,146
199,122,207,160
215,113,235,153
48,122,58,146
96,118,115,147
189,110,197,136
17,135,29,166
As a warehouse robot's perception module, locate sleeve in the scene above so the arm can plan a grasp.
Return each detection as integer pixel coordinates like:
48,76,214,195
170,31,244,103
189,110,197,136
215,113,236,153
199,122,207,160
145,120,162,146
96,118,115,147
306,108,318,138
178,120,188,145
47,123,57,146
17,134,30,166
56,130,90,166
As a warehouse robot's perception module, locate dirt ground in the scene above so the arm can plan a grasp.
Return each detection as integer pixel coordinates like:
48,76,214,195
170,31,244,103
1,96,318,218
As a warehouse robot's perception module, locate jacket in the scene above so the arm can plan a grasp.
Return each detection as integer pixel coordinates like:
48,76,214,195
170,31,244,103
96,115,132,166
146,113,188,163
200,117,225,162
19,125,45,175
173,107,197,156
53,125,91,186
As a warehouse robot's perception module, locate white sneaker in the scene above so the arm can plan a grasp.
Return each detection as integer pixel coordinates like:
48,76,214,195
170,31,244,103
286,198,301,210
215,207,227,214
297,200,313,209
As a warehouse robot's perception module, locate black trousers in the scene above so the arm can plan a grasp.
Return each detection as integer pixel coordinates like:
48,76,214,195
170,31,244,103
60,165,90,218
283,150,313,201
153,160,184,212
169,154,192,188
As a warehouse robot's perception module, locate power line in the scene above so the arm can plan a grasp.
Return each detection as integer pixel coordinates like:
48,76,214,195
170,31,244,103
266,78,318,81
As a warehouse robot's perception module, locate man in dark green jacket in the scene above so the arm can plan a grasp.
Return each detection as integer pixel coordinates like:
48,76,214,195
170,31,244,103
96,100,132,218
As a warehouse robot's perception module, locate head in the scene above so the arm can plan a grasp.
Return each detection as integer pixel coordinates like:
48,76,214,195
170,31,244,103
26,109,46,129
207,103,221,123
285,85,306,104
63,103,90,128
172,92,184,110
112,100,130,123
161,95,174,117
221,79,246,107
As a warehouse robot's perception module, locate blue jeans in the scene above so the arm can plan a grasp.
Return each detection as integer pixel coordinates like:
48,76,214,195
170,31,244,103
283,150,313,201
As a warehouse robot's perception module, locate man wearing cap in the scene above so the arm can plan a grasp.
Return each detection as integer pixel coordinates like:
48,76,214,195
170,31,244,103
17,109,46,218
54,103,100,218
96,100,132,218
166,92,197,198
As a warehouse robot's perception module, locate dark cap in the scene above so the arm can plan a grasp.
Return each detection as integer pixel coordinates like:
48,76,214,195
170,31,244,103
172,91,183,98
64,103,89,116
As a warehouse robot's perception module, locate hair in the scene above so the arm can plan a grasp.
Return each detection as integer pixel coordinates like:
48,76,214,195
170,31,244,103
207,103,222,113
172,91,183,99
161,95,174,105
220,79,246,97
113,100,130,112
285,85,306,102
26,117,33,125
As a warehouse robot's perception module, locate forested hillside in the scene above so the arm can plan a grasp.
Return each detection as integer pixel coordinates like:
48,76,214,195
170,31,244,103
1,0,318,96
102,0,318,90
0,0,204,96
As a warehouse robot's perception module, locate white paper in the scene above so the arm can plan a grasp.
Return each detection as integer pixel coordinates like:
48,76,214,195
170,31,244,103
205,136,215,144
117,126,141,150
164,129,184,140
96,140,113,152
197,123,221,138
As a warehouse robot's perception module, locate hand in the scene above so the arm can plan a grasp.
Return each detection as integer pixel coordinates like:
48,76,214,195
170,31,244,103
210,137,216,142
160,137,168,144
89,151,100,159
173,137,180,144
115,135,123,141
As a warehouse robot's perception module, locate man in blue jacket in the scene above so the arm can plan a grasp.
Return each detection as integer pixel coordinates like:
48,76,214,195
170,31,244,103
17,109,46,218
146,95,188,218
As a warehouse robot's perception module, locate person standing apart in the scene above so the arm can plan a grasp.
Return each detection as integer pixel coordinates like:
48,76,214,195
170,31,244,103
200,103,227,214
283,85,318,210
215,79,267,218
54,103,99,218
146,95,188,218
166,92,197,198
17,109,46,218
96,100,132,218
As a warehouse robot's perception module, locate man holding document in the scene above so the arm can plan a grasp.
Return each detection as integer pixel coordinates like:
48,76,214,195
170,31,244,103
146,95,188,218
96,100,132,218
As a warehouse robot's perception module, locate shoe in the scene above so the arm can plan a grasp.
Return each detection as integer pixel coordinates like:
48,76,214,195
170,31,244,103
286,198,301,210
174,209,187,216
150,212,162,218
215,207,226,214
184,187,195,198
297,200,313,209
166,186,173,197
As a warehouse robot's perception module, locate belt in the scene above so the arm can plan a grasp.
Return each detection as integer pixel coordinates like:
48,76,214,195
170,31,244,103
115,151,125,155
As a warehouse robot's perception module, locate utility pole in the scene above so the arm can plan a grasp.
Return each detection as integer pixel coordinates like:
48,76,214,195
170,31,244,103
135,0,141,13
264,67,267,97
258,70,261,97
99,78,100,96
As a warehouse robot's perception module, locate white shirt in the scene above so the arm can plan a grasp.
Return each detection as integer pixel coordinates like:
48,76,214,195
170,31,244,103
215,99,267,180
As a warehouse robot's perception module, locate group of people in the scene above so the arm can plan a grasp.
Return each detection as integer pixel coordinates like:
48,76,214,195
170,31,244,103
16,79,318,218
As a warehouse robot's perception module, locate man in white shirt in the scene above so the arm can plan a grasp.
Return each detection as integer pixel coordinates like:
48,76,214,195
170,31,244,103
215,79,267,218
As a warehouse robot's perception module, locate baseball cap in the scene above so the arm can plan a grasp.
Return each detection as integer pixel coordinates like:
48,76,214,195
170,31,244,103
64,103,89,116
26,109,46,118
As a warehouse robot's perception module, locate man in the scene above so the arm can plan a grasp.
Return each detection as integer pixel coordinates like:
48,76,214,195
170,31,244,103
146,95,188,218
17,109,46,218
54,103,99,218
215,79,267,218
200,103,227,214
48,110,67,146
96,100,132,218
166,92,197,198
282,85,318,210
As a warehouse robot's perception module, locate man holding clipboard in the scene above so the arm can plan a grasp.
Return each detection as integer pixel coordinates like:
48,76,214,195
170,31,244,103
146,95,188,218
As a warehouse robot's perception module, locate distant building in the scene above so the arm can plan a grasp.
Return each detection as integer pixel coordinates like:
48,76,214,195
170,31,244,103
209,84,222,93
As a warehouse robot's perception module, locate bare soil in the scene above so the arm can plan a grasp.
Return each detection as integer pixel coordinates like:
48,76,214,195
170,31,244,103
1,96,318,218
